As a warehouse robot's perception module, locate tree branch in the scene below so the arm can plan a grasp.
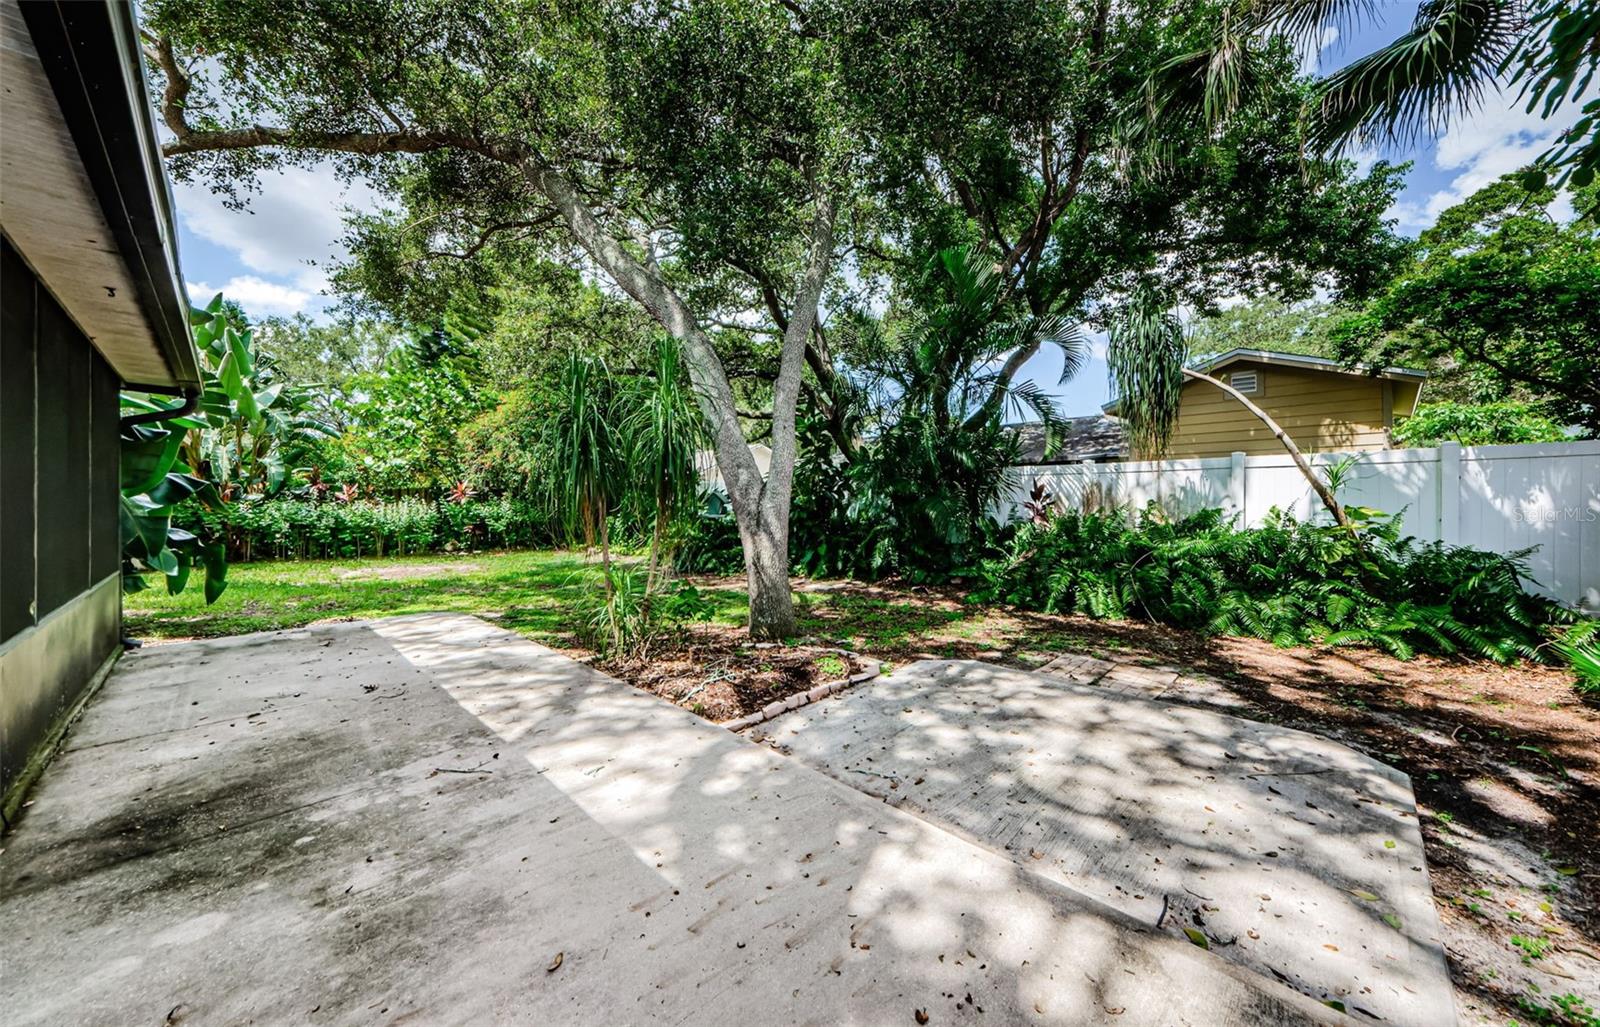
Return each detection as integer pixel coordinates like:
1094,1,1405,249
401,217,555,267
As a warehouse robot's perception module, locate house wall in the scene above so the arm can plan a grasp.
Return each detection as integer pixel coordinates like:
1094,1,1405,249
1162,361,1392,458
1,236,123,822
1005,440,1600,610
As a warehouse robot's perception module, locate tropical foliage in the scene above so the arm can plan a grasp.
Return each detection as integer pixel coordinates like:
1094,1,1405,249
1156,0,1599,192
546,337,710,653
976,504,1574,665
121,296,332,600
794,248,1085,578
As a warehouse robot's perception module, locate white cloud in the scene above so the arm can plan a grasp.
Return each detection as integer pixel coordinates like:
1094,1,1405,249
174,164,382,292
1419,86,1580,221
187,276,314,318
1299,26,1340,76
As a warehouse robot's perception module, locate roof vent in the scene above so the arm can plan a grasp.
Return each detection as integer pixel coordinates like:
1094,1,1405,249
1228,370,1260,394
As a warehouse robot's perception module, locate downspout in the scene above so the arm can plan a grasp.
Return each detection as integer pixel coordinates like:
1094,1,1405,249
119,386,199,429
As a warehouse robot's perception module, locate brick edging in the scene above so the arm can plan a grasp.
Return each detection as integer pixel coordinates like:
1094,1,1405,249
722,655,881,732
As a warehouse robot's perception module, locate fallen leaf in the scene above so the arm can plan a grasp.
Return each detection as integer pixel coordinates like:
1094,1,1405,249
1383,840,1397,850
1323,944,1340,952
1350,890,1380,902
914,1009,929,1024
1382,914,1402,930
546,952,564,973
1556,867,1578,876
1183,928,1209,950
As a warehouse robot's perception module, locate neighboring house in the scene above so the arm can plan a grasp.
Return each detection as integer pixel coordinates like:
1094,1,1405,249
1012,415,1127,464
1103,349,1426,459
2,0,200,819
695,443,772,514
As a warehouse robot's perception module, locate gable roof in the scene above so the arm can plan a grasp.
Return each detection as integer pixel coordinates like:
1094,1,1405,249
1191,348,1428,382
1102,348,1427,415
1011,416,1126,464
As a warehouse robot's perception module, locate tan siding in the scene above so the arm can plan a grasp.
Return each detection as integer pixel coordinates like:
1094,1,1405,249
1156,363,1392,459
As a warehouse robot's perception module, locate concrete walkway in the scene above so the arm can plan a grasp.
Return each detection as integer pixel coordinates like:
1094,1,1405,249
754,660,1457,1026
0,615,1344,1026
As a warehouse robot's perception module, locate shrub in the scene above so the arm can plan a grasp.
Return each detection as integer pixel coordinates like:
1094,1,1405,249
675,511,746,576
1550,619,1600,694
574,566,715,658
974,505,1570,665
1393,401,1571,447
174,496,554,562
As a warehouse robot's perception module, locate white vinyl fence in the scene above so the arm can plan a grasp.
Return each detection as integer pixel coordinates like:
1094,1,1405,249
1003,440,1600,609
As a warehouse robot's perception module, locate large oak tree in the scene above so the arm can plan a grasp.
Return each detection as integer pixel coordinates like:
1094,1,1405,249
144,0,844,637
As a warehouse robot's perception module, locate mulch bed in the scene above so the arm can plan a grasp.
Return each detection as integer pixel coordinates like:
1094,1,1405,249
596,624,869,722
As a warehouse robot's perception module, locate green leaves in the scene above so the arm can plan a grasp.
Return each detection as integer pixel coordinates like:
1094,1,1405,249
1336,172,1600,437
120,423,183,495
972,502,1565,668
120,293,326,606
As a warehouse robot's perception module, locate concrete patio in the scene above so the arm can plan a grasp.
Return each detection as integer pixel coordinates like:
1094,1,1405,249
1,614,1439,1025
754,659,1456,1025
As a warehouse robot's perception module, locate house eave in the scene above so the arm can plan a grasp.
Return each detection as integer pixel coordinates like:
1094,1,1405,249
2,0,197,391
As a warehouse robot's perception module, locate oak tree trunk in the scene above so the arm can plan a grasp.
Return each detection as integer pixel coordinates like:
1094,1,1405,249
522,160,835,639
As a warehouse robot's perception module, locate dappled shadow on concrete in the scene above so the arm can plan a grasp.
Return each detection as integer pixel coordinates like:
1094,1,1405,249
376,615,1342,1025
755,659,1458,1026
1,615,1340,1026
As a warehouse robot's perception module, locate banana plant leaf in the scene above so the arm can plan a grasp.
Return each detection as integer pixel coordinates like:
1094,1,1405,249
121,423,182,495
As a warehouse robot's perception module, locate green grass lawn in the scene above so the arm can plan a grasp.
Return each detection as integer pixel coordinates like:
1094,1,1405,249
123,548,1166,664
123,548,1038,658
123,550,752,647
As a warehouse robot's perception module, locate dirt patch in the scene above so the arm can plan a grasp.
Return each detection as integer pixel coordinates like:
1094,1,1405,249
336,562,482,581
595,624,868,722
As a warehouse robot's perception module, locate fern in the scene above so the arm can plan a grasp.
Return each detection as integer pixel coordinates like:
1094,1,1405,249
979,504,1572,676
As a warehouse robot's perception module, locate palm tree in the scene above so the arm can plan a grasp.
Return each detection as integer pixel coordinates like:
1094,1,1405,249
552,351,624,585
850,247,1090,570
1116,0,1597,528
622,335,707,591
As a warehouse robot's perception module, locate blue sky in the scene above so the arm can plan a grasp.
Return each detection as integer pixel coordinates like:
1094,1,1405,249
171,4,1582,415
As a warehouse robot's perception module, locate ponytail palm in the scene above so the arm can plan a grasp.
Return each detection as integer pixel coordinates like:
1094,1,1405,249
553,351,624,580
622,335,707,587
1109,288,1351,528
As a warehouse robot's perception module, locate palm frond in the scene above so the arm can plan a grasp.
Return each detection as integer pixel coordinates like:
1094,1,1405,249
1248,0,1382,43
1306,0,1523,152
